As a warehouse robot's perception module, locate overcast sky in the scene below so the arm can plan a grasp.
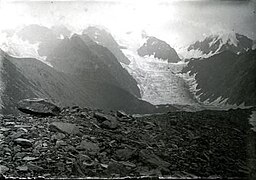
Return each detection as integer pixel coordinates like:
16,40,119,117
0,0,255,47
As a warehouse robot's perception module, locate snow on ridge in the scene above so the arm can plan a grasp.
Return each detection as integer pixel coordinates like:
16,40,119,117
218,32,238,47
0,32,52,67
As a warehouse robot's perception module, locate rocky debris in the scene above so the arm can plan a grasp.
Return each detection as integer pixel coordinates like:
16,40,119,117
0,106,255,179
17,98,61,116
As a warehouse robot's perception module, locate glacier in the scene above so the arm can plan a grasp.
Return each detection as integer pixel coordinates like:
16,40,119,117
121,48,200,107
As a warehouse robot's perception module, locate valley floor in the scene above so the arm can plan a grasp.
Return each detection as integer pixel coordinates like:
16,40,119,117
0,107,255,179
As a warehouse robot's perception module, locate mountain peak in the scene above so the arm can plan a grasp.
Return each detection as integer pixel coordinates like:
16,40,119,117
187,32,253,58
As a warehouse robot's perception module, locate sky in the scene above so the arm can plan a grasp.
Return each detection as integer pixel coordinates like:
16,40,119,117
0,0,255,47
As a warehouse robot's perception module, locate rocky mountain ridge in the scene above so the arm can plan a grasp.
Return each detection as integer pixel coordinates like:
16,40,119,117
187,33,253,58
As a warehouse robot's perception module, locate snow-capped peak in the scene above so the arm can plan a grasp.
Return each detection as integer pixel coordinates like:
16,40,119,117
181,32,253,59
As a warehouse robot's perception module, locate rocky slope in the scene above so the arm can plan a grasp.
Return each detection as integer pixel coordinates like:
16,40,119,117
83,26,130,65
137,36,180,63
0,102,255,179
186,33,253,58
182,49,256,106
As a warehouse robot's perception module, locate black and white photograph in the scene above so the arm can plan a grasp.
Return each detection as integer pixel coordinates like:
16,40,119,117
0,0,255,179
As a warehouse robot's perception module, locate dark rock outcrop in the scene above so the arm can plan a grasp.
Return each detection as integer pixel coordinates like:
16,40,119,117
137,36,180,63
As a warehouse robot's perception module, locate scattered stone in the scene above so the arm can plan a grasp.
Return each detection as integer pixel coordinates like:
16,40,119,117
139,149,171,168
55,140,67,148
94,112,119,129
23,156,38,161
116,111,128,118
115,148,135,161
27,162,44,172
14,138,33,147
17,98,61,116
49,122,81,135
76,140,99,154
107,162,129,176
0,165,9,174
51,133,66,141
16,166,28,172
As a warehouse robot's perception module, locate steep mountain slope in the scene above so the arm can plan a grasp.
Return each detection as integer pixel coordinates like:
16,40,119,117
182,50,256,106
186,33,253,58
46,34,140,97
137,36,180,63
83,26,130,65
0,49,175,115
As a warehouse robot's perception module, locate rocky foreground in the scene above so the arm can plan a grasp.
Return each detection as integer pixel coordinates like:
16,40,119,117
0,105,256,179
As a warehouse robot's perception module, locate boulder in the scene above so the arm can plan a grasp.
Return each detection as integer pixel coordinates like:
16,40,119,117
49,122,81,135
139,149,171,169
76,140,100,154
94,112,118,129
14,138,33,148
17,98,61,116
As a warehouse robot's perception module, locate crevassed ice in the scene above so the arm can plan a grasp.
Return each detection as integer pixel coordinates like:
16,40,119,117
121,49,198,106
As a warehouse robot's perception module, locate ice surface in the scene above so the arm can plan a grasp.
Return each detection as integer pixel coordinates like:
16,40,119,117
122,49,199,106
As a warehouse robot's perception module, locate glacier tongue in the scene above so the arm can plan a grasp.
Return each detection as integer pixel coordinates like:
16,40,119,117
121,49,199,106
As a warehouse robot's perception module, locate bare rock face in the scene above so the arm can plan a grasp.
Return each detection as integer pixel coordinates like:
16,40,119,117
137,36,180,63
17,98,61,116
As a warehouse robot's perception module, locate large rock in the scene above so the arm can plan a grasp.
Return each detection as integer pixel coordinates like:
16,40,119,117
17,98,61,116
94,112,119,129
139,149,171,169
49,122,82,135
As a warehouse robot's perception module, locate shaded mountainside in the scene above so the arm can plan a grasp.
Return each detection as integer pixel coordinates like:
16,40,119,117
182,50,256,106
0,104,255,178
137,36,180,63
0,50,177,115
46,34,140,98
83,26,130,65
187,33,253,56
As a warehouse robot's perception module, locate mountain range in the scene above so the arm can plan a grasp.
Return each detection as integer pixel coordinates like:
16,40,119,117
0,25,255,115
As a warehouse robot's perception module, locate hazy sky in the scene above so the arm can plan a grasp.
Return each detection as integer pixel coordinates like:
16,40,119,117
0,0,255,47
